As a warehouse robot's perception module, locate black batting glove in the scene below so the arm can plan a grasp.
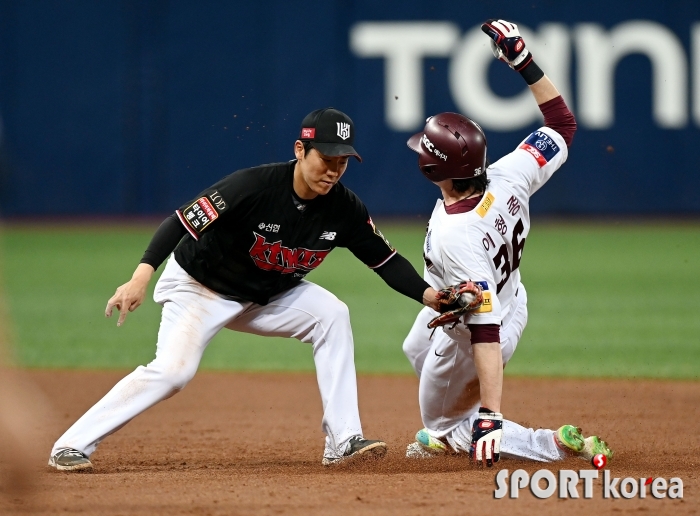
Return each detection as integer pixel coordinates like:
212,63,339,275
469,410,503,467
481,19,533,71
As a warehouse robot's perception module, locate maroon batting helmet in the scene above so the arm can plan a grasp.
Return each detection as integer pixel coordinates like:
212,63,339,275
407,113,487,182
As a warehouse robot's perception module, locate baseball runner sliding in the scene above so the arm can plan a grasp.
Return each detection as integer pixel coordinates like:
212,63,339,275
48,109,453,470
402,19,614,465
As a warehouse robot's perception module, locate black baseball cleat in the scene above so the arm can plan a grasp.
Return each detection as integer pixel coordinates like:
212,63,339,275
48,448,93,471
322,436,387,466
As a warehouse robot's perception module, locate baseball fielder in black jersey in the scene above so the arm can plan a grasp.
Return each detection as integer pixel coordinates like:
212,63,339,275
172,160,401,305
48,108,448,471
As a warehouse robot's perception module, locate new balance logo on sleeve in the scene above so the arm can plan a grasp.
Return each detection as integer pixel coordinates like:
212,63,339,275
319,231,337,241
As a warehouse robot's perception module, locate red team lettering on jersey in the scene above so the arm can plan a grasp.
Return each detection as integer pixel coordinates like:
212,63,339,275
249,233,330,273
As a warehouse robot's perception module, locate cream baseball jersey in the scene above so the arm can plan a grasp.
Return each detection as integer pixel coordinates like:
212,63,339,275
422,126,568,327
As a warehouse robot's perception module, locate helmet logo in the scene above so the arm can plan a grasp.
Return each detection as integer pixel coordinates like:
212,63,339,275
421,134,448,161
474,167,482,176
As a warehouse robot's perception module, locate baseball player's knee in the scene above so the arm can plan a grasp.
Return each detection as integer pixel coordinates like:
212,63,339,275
402,336,420,360
165,368,196,392
319,297,351,327
402,328,431,362
146,359,198,392
403,344,426,377
306,298,352,345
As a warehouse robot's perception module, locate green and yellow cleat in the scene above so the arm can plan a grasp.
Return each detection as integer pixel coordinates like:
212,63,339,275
555,425,586,454
415,428,448,455
555,425,613,461
582,435,614,461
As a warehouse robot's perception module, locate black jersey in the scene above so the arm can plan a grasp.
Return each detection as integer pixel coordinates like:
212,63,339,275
173,160,396,305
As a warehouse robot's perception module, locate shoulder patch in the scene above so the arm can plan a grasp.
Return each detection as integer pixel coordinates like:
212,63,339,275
178,190,228,237
476,192,495,218
519,130,560,167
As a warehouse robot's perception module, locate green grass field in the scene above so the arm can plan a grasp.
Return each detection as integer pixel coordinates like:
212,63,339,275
1,221,698,379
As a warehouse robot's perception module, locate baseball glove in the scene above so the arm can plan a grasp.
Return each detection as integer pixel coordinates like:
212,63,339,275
427,281,484,329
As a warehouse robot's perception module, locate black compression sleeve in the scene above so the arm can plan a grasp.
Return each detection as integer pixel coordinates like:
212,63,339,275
374,253,431,304
140,214,188,270
519,59,544,85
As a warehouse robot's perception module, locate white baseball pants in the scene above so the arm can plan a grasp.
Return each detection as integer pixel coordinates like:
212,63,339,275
403,284,566,462
52,257,362,460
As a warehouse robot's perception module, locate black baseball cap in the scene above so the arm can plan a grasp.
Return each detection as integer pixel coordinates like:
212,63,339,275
299,108,362,162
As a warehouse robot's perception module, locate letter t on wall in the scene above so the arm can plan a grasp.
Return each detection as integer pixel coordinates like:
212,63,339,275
350,22,460,131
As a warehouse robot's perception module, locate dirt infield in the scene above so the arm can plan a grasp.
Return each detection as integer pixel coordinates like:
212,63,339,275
1,371,697,515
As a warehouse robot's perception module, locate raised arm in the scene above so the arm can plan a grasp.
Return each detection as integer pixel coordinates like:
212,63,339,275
529,75,560,105
482,19,577,146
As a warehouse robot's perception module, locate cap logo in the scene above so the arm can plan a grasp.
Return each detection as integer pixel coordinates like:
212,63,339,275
337,122,350,140
301,128,315,139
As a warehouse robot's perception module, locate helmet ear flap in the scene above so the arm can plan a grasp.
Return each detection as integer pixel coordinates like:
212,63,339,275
420,164,437,177
417,153,438,178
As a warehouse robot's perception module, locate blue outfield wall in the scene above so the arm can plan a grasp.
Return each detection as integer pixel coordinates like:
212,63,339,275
1,0,699,217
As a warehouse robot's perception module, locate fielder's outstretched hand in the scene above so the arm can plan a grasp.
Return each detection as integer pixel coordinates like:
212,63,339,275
427,280,483,329
469,410,503,467
481,19,532,71
105,263,154,326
